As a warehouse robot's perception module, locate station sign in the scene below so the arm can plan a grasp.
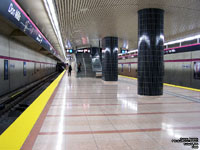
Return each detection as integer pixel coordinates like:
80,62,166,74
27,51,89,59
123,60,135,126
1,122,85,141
77,49,84,53
77,49,90,53
0,0,62,61
164,44,200,55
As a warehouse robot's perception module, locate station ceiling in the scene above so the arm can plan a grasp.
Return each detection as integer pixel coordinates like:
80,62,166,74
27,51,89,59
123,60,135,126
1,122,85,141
17,0,200,60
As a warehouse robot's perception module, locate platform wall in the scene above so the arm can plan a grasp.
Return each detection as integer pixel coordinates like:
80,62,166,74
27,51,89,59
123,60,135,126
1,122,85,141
0,34,57,96
118,51,200,89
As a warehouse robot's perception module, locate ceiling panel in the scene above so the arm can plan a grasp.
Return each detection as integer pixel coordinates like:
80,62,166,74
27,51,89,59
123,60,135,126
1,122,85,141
17,0,200,55
54,0,200,49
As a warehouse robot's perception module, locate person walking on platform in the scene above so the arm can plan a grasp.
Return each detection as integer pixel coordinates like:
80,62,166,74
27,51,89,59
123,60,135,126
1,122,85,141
68,65,72,76
66,63,69,70
78,62,82,73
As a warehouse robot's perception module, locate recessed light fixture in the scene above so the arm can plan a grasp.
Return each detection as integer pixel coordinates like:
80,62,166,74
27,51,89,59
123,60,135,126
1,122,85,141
43,0,67,61
164,34,200,45
80,8,88,13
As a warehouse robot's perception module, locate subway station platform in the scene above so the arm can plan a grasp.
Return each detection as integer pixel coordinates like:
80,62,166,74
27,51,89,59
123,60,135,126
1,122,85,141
1,1,200,150
1,71,200,150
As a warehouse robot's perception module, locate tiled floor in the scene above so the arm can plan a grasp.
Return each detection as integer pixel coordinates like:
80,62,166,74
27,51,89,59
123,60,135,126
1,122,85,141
22,73,200,150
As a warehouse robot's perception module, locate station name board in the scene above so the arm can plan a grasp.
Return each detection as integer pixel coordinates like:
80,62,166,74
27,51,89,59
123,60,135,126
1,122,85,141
0,0,62,61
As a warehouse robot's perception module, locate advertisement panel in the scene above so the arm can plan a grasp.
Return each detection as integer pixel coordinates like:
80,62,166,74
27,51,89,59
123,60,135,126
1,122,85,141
23,62,26,76
129,64,131,72
194,62,200,79
4,60,9,80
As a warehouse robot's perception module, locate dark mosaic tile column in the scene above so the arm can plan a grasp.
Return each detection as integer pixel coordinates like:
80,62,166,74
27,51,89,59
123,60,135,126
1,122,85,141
138,8,164,96
102,37,118,81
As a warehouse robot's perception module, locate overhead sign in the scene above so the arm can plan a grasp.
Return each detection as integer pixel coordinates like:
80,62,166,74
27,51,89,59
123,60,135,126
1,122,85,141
77,49,90,53
66,49,74,53
121,49,128,54
0,0,62,61
77,49,84,53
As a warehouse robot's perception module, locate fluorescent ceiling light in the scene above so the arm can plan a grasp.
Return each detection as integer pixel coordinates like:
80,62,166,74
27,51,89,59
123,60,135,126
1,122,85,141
128,49,138,53
120,34,200,54
43,0,67,61
66,40,71,48
164,34,200,45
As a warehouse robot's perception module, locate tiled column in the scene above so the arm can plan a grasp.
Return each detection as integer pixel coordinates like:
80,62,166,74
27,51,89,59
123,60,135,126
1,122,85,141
138,8,164,96
102,37,118,81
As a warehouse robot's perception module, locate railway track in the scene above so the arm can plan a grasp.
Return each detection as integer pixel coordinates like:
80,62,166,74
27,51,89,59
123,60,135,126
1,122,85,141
0,72,60,134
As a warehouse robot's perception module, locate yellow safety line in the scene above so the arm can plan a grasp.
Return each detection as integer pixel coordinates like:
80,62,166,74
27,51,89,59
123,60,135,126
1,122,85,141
10,91,23,98
119,75,200,92
0,70,66,150
163,83,200,92
119,75,137,80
